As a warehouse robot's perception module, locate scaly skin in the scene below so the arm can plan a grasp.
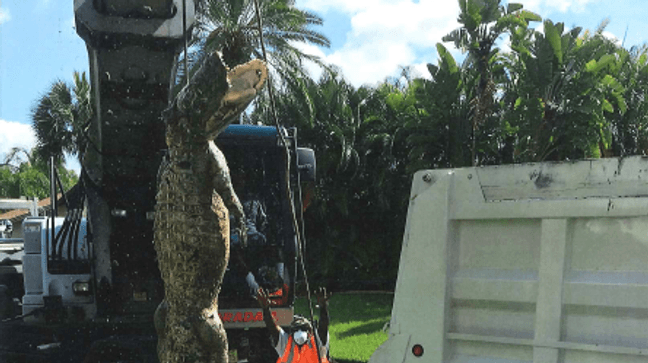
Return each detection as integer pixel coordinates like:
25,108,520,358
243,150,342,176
153,53,267,363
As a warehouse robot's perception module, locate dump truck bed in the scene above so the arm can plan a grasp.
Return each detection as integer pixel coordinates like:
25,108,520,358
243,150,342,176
371,157,648,363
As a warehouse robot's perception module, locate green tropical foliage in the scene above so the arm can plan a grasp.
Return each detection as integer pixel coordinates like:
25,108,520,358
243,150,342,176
503,20,629,161
9,71,88,200
608,45,648,156
31,71,92,163
0,147,77,199
250,1,648,288
407,43,475,168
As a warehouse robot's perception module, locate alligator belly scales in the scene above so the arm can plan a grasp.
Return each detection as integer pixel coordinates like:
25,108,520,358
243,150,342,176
153,53,267,363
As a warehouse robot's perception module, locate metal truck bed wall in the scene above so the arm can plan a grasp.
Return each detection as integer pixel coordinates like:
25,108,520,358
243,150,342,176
370,157,648,363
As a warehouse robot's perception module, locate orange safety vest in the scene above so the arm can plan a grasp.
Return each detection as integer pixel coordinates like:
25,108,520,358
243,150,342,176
277,334,330,363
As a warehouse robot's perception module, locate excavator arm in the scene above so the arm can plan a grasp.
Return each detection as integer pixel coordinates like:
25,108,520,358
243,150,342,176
74,0,195,316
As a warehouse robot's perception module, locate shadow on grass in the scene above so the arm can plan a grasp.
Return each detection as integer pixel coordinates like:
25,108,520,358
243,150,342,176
336,320,387,339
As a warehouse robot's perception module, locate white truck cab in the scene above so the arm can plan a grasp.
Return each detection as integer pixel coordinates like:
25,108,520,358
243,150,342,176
22,217,94,322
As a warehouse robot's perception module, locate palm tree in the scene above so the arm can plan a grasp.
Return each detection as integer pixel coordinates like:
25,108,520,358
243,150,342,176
183,0,329,83
30,71,92,164
443,0,540,165
287,71,360,215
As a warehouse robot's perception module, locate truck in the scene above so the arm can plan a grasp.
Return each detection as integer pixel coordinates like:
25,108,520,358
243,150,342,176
0,237,24,320
370,156,648,363
0,125,314,363
0,1,316,362
0,199,38,319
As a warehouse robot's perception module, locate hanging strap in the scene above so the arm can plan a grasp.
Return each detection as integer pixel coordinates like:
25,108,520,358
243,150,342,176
251,1,322,363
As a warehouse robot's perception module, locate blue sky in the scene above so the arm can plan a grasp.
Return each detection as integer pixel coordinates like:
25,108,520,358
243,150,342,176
1,0,647,172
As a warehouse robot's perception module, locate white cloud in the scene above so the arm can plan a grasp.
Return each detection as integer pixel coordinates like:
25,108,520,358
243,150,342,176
296,0,602,87
0,7,11,24
298,0,376,14
298,0,460,86
499,33,512,54
300,0,599,19
602,31,622,47
411,62,432,81
0,120,36,164
520,0,598,14
293,42,327,81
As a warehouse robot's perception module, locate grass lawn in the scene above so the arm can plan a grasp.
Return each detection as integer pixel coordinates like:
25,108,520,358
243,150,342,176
294,292,393,363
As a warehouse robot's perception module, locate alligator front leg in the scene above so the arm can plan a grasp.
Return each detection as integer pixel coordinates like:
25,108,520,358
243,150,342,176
209,140,247,246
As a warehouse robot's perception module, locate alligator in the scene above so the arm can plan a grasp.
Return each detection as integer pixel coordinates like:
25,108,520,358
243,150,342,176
153,53,268,363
